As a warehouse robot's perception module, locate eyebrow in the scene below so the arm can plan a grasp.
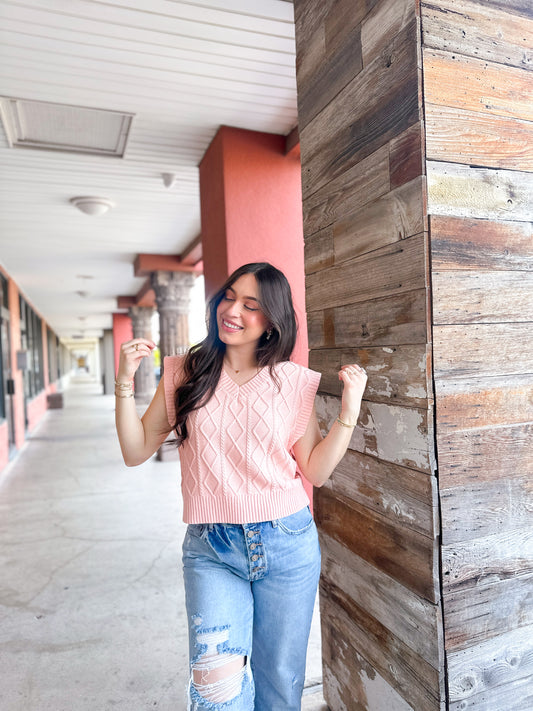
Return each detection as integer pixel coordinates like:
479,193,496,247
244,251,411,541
227,286,259,302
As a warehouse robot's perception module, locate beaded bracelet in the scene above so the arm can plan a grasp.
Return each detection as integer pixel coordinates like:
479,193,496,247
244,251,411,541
336,416,357,428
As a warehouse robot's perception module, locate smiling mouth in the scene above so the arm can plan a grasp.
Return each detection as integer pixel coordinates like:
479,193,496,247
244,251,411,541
222,319,243,331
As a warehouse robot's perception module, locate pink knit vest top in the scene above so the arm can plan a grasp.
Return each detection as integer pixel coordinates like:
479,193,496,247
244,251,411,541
163,356,321,524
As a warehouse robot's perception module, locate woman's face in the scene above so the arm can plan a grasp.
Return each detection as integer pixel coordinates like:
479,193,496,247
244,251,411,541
216,273,269,348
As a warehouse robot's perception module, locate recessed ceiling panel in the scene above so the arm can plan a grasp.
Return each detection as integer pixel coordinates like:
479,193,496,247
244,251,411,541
0,97,134,157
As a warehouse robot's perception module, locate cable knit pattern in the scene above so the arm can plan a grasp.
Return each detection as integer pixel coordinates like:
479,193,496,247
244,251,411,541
163,356,321,524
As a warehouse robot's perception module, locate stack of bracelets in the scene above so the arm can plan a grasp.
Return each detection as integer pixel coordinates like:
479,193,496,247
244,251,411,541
115,379,134,398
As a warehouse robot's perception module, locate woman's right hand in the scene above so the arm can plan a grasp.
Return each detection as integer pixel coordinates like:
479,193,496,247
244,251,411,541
116,339,157,383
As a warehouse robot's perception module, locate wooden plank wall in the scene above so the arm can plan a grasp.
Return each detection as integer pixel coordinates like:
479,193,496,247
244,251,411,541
294,1,445,709
422,1,533,709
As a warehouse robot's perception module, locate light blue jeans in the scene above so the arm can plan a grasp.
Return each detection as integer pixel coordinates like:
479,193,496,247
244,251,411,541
182,506,321,711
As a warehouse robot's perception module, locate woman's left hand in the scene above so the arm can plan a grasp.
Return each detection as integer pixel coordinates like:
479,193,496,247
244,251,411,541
338,364,367,424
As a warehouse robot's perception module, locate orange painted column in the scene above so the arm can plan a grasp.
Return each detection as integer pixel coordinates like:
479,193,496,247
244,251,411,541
199,126,308,365
199,126,314,503
112,313,133,377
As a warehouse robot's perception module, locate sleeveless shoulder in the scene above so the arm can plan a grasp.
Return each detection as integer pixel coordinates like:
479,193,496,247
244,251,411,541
275,361,321,445
163,355,185,427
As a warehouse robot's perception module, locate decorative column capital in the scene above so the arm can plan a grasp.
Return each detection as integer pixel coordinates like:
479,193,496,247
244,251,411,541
151,271,196,313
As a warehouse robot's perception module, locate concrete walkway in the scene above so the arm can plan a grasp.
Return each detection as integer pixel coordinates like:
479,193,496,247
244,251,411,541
0,376,326,711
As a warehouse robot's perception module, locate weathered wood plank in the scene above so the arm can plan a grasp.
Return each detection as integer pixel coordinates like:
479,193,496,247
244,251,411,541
423,48,533,122
435,374,533,431
426,162,533,221
444,573,533,652
295,0,363,130
442,527,533,590
361,0,417,68
322,655,416,711
447,625,533,708
390,121,425,189
421,0,533,69
426,104,533,172
323,448,436,537
306,233,427,313
306,288,428,349
333,177,426,263
430,215,533,271
315,486,439,601
320,534,443,668
468,0,533,19
310,344,430,408
321,584,443,709
440,476,533,544
433,323,533,378
300,19,420,198
437,423,533,487
316,392,433,472
449,674,533,711
432,271,533,324
303,144,390,238
304,224,334,276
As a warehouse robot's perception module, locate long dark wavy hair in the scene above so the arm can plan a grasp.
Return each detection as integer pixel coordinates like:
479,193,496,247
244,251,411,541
172,262,298,445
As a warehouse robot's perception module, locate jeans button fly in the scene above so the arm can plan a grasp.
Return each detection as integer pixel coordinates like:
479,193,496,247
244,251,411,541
251,554,259,562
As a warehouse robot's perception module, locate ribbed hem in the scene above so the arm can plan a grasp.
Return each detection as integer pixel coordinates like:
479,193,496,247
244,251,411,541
183,485,310,524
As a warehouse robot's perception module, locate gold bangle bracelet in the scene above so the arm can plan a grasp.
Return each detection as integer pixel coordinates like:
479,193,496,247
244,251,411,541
114,378,133,388
336,416,356,428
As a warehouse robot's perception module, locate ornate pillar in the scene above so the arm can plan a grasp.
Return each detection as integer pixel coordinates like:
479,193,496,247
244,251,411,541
128,306,156,401
151,271,196,365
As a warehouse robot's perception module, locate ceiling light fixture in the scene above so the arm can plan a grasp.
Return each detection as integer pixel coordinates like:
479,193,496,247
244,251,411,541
70,196,115,216
162,172,176,188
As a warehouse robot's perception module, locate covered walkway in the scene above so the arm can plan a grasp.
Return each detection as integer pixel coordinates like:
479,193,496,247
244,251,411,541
0,376,324,711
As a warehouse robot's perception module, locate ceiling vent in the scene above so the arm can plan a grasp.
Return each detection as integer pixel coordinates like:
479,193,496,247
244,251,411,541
0,97,134,157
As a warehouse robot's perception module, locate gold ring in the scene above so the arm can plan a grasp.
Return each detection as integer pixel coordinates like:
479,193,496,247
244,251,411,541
135,344,139,351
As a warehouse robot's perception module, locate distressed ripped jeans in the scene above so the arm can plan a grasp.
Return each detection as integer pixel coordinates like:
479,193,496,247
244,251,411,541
182,506,321,711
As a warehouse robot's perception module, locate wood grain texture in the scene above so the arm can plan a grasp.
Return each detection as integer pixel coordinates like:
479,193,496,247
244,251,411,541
430,215,533,271
321,534,443,667
390,121,425,189
423,48,533,122
361,0,418,68
322,652,417,711
426,104,533,172
323,448,437,537
441,527,533,590
446,625,533,708
306,288,428,349
440,476,533,544
435,374,533,430
295,0,363,129
310,344,430,408
315,486,439,601
300,19,420,198
432,271,533,324
444,574,533,652
433,323,533,378
303,144,390,238
468,0,533,19
333,177,426,263
306,233,428,313
437,423,533,487
321,584,443,710
421,0,533,69
426,162,533,221
449,674,533,711
316,392,433,472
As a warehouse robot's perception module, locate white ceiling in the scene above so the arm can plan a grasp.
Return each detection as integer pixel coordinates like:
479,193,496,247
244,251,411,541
0,0,297,339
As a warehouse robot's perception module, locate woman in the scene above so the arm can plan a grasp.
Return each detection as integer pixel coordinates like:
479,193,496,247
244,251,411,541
115,262,367,711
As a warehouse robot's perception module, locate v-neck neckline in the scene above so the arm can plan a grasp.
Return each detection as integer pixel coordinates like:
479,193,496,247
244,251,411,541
221,364,268,391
